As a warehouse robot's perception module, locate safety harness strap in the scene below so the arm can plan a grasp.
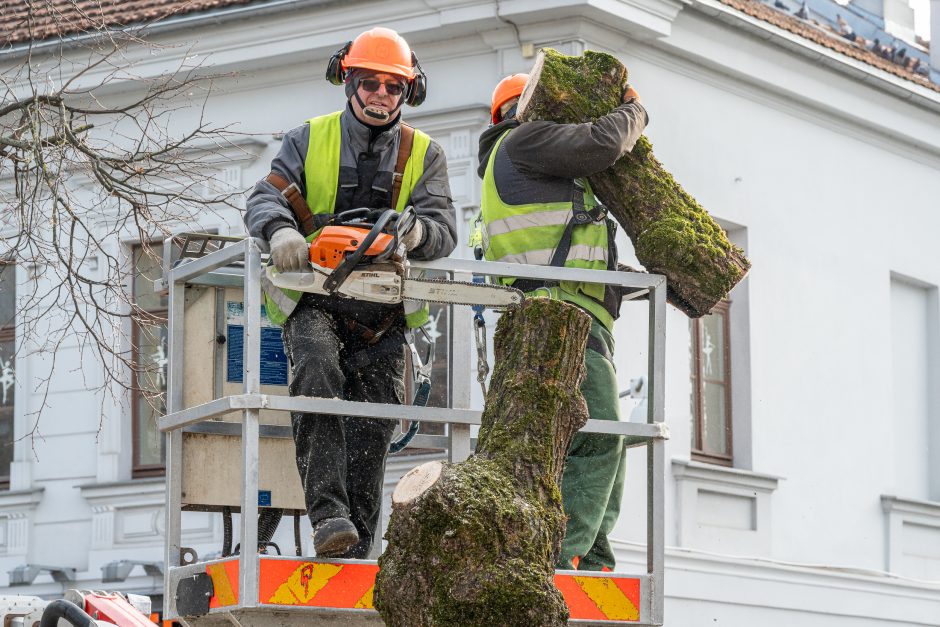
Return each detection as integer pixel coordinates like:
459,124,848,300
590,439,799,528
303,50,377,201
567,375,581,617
548,181,608,268
265,172,333,237
343,307,404,372
390,123,415,211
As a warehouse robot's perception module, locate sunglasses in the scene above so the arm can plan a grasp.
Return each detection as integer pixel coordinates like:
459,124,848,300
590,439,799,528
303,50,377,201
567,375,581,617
358,77,406,96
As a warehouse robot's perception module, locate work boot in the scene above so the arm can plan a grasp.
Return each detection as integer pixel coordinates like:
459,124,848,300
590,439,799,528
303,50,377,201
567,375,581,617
312,517,359,557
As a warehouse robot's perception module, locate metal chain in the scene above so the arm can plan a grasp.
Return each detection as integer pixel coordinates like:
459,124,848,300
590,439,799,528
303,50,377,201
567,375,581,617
473,312,489,398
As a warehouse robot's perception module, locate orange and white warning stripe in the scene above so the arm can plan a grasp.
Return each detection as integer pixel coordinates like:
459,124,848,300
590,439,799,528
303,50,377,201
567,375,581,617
201,557,642,621
555,572,641,621
260,559,377,609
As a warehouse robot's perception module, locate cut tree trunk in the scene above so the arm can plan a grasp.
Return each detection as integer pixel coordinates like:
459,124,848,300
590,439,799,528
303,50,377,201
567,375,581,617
374,298,591,627
517,48,751,318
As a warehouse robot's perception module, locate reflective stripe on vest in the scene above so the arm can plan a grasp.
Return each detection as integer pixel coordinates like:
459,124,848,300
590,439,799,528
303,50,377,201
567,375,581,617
480,128,613,329
263,112,430,327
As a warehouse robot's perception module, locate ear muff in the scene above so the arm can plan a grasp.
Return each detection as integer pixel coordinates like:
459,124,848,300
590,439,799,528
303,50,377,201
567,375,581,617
404,52,427,107
326,41,352,85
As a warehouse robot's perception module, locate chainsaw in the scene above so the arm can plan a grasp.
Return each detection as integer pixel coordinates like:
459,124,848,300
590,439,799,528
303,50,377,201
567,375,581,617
266,207,523,309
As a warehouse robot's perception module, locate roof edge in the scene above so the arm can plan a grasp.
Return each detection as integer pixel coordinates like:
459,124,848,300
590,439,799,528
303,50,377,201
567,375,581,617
687,0,940,112
0,0,338,61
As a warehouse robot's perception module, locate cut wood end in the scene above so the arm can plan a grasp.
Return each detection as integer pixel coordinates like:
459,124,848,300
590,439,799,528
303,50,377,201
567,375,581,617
516,49,545,120
392,460,444,506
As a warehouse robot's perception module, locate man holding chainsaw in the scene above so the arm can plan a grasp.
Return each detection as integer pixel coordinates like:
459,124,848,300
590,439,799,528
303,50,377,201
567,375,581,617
475,73,648,571
244,27,457,558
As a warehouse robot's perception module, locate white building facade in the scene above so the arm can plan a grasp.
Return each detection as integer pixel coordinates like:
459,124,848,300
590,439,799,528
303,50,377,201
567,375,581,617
1,0,939,624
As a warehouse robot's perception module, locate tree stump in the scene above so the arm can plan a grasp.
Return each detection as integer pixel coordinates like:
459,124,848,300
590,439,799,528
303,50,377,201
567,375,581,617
517,48,751,318
374,298,592,627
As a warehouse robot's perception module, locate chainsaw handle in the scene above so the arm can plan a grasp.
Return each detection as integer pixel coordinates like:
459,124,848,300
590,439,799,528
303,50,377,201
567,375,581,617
373,206,416,263
333,208,371,225
395,205,417,241
323,209,398,293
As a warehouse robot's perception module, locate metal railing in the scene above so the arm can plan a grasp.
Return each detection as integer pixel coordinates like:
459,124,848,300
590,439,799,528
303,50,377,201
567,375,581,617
158,235,668,625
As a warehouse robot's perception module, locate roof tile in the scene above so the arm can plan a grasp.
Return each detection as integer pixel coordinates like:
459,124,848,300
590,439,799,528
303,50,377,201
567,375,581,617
0,0,257,47
716,0,939,93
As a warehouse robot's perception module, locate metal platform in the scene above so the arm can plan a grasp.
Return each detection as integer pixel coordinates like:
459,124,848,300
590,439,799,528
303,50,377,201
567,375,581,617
158,236,668,625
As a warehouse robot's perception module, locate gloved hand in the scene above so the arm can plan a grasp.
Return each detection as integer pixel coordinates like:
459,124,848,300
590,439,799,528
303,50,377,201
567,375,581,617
622,83,640,104
401,216,424,251
269,227,309,272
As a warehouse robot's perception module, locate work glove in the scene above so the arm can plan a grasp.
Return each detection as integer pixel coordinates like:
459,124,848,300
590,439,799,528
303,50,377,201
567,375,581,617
622,83,640,104
400,216,425,252
269,227,309,272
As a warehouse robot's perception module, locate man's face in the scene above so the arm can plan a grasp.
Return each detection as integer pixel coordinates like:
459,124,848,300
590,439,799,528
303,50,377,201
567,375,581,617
499,97,520,122
350,72,407,126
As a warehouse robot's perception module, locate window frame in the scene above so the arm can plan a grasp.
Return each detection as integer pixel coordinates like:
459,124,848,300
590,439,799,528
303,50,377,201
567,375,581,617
690,299,733,467
0,262,16,488
130,244,168,478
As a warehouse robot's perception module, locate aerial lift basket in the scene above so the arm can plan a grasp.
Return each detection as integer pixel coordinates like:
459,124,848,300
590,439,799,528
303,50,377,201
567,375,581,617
157,234,669,626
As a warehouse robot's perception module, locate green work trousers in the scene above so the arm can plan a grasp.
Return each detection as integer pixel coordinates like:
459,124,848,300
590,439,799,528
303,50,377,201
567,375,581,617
556,319,626,571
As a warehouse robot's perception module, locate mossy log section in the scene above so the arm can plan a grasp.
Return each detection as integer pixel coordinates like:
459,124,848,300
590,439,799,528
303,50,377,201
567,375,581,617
374,298,591,627
517,49,751,318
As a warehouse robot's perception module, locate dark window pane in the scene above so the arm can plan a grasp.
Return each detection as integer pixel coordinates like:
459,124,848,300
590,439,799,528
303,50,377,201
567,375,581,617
690,325,698,448
0,336,14,482
0,265,14,329
135,318,167,467
133,244,168,312
0,405,13,481
0,336,13,411
414,301,449,437
690,300,731,464
703,381,728,456
701,310,725,381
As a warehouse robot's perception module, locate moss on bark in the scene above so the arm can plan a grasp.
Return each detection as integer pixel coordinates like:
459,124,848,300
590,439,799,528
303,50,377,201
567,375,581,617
518,48,751,318
374,299,591,627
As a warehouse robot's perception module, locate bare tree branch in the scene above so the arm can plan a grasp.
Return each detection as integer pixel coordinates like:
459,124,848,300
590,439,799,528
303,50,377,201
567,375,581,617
1,0,249,443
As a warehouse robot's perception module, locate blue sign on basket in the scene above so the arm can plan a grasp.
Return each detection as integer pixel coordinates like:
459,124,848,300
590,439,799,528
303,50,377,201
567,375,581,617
225,302,288,386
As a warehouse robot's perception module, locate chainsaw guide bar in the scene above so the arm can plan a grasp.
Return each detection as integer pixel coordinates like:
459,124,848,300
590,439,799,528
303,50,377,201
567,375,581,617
267,265,523,309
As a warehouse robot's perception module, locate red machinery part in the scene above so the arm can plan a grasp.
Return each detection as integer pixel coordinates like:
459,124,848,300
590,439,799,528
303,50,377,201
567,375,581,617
75,591,154,626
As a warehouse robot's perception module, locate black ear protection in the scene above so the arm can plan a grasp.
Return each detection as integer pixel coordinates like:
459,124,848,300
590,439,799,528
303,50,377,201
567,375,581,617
326,41,352,85
325,42,428,107
404,52,427,107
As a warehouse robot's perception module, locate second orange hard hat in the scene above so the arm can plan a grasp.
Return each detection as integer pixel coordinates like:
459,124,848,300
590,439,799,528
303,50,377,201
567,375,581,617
491,73,528,124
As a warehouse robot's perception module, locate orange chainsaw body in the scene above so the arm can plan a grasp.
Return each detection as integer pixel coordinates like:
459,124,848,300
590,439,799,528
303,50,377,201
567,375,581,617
308,226,394,270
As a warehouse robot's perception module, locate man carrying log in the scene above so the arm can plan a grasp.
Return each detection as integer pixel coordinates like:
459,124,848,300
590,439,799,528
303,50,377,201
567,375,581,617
475,72,648,571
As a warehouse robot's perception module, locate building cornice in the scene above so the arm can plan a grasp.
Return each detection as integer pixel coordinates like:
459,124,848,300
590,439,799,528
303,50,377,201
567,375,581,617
612,540,940,623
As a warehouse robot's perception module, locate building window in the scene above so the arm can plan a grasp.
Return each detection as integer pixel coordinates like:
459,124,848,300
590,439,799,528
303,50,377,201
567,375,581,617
690,300,732,466
131,244,168,477
0,263,16,488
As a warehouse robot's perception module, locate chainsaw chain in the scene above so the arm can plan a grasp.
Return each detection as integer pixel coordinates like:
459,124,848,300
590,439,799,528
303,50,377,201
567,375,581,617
404,276,524,309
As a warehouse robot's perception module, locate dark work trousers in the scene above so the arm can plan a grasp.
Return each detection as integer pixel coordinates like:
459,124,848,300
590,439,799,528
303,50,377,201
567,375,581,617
281,295,406,558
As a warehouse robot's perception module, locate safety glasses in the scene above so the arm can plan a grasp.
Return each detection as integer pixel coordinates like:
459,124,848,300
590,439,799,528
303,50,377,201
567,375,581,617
358,77,406,96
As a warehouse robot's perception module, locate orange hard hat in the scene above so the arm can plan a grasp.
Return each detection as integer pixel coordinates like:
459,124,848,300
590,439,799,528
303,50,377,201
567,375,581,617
491,73,528,124
342,27,415,80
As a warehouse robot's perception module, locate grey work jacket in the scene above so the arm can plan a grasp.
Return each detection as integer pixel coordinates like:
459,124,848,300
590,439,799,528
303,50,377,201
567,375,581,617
246,107,457,262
